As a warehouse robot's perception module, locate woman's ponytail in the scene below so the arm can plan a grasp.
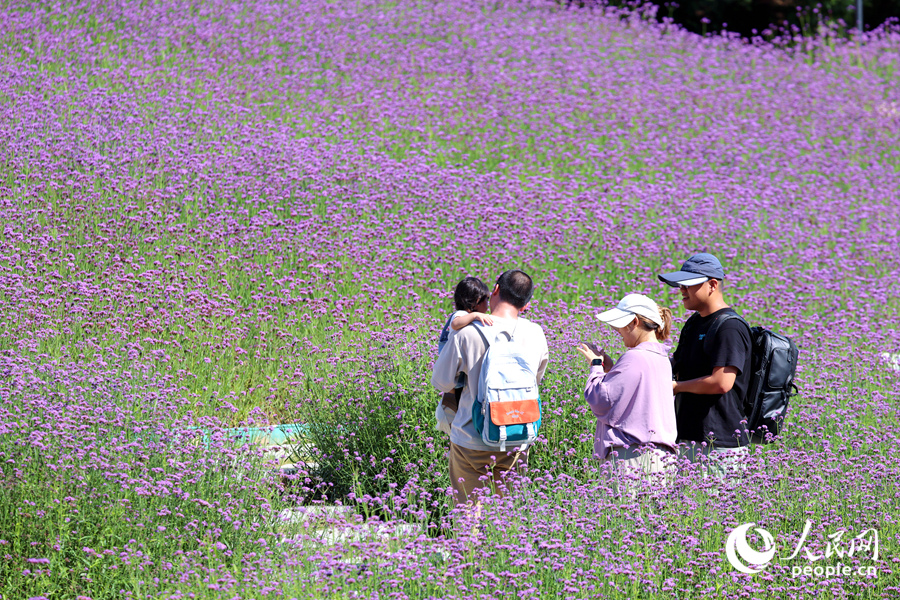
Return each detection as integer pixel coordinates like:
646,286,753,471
655,307,673,342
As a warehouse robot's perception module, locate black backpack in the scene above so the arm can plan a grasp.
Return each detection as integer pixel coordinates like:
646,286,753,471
705,313,800,443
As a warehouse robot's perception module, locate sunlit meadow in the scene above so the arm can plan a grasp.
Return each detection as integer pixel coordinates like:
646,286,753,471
1,0,899,598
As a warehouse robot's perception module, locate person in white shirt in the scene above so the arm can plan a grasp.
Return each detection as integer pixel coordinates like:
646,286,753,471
432,270,549,505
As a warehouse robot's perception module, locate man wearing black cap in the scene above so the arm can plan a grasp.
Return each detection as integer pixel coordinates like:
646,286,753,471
658,253,752,476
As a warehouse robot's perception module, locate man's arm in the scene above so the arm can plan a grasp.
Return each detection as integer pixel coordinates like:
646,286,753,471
534,327,550,384
673,318,748,395
535,348,549,385
673,365,738,395
432,330,463,393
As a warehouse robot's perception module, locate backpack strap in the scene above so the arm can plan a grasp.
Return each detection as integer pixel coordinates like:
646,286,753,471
473,323,491,348
504,318,519,342
472,321,516,347
702,311,750,356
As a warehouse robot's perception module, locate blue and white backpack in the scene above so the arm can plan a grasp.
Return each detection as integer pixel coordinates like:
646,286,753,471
472,324,542,452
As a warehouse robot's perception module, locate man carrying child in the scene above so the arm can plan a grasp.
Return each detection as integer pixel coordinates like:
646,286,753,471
432,269,549,505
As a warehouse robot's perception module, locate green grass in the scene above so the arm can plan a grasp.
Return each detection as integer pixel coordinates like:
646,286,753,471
1,1,899,597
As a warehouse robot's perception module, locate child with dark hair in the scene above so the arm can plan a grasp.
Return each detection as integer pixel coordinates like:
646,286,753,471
435,276,494,434
437,277,494,352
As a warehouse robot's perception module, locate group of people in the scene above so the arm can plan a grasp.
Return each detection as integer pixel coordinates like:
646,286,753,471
431,253,752,505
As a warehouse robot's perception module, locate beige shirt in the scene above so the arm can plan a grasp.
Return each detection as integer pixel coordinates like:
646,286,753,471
432,317,549,451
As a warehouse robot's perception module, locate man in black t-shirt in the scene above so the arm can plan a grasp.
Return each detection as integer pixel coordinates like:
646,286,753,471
659,253,752,475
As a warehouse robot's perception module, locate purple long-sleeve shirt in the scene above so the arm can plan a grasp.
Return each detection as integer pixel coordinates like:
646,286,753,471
584,341,677,460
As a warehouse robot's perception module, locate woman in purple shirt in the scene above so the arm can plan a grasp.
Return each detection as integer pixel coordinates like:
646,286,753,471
576,293,677,481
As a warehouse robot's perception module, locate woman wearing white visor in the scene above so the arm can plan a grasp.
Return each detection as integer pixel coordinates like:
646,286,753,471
576,294,677,485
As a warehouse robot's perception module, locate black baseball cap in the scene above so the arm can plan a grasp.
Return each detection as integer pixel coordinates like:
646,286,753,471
658,253,725,287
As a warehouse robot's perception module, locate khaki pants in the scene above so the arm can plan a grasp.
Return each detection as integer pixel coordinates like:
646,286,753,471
448,442,528,506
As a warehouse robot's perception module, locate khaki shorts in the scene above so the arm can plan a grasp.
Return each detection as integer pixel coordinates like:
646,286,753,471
448,442,528,506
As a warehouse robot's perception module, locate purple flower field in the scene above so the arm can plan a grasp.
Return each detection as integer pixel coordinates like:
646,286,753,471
1,0,899,597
